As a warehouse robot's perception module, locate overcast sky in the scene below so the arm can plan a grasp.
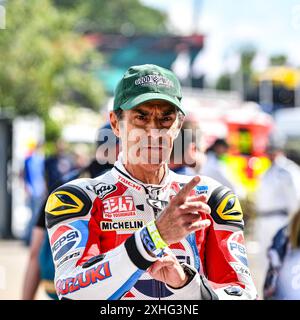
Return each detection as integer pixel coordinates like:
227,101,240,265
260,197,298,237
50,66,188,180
141,0,300,80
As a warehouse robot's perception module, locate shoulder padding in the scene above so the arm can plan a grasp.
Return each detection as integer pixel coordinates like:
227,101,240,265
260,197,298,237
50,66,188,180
45,184,92,229
208,186,244,230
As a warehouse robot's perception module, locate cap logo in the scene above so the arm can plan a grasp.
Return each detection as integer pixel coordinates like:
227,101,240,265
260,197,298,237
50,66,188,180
134,74,174,88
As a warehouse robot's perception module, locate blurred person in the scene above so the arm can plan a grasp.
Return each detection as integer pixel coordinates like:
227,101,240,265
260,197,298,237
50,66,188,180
169,118,203,175
44,139,75,190
45,64,257,300
200,138,237,192
254,139,300,282
264,209,300,299
23,140,46,246
22,124,119,300
72,144,91,171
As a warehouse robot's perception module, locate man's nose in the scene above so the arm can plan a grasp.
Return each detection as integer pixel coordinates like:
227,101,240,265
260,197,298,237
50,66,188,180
147,127,162,140
145,114,170,132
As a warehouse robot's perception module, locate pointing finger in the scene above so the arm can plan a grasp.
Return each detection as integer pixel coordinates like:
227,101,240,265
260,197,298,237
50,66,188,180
172,176,201,205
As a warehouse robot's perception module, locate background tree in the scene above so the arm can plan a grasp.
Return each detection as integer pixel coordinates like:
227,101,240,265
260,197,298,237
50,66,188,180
0,0,105,138
52,0,167,35
270,54,288,66
215,46,257,99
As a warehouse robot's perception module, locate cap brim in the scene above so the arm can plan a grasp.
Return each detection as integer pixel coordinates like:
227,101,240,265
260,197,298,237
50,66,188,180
119,92,185,115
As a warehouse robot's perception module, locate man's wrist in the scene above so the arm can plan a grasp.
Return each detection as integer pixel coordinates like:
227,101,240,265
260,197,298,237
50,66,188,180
140,220,168,258
168,263,196,289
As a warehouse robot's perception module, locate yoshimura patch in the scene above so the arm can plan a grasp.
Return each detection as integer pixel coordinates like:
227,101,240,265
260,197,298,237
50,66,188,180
45,185,92,228
103,196,136,219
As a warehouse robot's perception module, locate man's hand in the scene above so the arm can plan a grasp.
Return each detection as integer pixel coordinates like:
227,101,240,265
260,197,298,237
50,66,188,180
148,250,189,288
156,176,211,245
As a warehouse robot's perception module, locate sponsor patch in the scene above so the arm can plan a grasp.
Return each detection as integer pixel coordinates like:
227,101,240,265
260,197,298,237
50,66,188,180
50,221,88,261
103,196,136,219
228,232,249,267
46,191,84,216
56,262,112,296
100,220,145,232
216,194,243,222
45,185,92,228
208,187,244,229
87,182,117,199
230,262,251,278
51,226,81,261
195,185,208,195
118,175,141,191
56,250,81,269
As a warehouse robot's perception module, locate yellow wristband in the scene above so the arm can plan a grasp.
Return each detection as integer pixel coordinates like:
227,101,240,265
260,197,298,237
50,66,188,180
146,220,168,250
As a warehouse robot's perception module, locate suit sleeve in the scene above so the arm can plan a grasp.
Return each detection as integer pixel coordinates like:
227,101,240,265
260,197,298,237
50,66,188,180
202,185,258,299
45,183,158,300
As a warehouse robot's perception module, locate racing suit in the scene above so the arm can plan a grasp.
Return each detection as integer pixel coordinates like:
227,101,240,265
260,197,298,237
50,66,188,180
45,156,257,300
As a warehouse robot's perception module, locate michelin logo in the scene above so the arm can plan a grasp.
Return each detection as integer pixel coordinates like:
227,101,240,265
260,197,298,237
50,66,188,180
100,220,144,231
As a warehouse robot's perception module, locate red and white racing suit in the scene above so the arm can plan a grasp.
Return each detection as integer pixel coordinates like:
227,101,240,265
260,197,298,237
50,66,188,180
45,157,257,300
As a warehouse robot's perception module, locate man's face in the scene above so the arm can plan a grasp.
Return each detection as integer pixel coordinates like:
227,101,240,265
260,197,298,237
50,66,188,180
110,100,184,169
215,145,229,158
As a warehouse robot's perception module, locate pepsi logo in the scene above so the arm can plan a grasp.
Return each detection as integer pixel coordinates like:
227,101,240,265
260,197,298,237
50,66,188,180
228,232,249,267
50,225,80,261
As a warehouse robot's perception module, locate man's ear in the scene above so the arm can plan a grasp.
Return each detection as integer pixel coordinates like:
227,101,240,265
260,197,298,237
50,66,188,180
110,111,120,138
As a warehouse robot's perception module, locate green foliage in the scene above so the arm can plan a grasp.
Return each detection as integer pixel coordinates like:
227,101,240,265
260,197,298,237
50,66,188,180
270,54,287,66
44,115,62,145
215,46,257,92
240,47,256,76
216,73,231,91
52,0,167,34
0,0,105,118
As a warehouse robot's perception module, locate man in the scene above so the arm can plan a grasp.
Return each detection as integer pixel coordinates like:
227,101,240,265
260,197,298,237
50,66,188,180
169,117,203,176
200,138,237,192
263,209,300,299
255,139,300,279
45,64,257,300
44,139,75,190
23,141,46,245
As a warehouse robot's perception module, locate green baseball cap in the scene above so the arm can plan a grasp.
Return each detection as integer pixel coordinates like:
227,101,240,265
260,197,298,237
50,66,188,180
113,64,185,115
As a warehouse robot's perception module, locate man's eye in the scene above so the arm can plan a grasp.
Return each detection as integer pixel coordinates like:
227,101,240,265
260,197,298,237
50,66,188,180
136,115,147,121
160,117,172,122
